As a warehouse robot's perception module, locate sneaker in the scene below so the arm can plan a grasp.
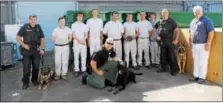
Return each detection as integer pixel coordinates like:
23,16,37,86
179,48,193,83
22,84,29,90
155,64,160,68
54,75,60,80
135,65,141,70
189,77,199,82
171,72,177,76
61,75,68,80
156,68,167,73
73,72,80,77
197,78,205,84
146,65,152,69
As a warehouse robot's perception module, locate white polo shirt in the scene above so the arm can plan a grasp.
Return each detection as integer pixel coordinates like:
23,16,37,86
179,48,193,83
123,21,138,36
71,22,88,40
86,18,103,38
103,21,124,39
52,26,72,45
137,20,153,38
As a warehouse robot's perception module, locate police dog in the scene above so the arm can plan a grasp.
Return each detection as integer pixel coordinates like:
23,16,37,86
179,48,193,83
177,43,187,74
108,61,143,95
38,64,54,90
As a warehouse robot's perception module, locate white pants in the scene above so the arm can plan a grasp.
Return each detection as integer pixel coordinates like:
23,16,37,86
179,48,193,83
73,41,87,72
54,45,69,76
192,44,210,79
90,38,101,56
113,40,122,59
150,41,160,64
124,40,137,67
137,38,150,66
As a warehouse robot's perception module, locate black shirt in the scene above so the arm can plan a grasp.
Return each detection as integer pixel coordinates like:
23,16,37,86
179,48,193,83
92,47,116,68
154,17,178,42
17,23,44,45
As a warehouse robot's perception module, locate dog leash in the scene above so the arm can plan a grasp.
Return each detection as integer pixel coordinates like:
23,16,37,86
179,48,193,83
40,55,44,66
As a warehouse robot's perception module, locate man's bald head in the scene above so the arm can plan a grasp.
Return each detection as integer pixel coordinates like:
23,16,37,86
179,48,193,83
162,8,169,20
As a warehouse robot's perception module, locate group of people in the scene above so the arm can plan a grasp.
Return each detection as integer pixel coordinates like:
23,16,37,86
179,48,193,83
16,5,214,90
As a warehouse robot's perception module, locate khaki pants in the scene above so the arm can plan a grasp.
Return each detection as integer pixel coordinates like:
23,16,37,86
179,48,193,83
86,60,118,88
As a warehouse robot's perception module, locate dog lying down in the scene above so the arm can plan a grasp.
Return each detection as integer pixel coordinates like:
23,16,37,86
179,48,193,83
108,61,143,95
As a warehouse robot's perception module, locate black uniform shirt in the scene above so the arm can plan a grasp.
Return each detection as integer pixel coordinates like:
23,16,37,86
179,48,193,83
17,23,44,46
154,17,178,42
92,47,116,68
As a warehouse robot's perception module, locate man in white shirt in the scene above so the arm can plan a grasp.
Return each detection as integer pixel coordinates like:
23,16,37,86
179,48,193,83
52,17,72,80
137,11,153,69
71,12,88,77
103,11,124,59
123,13,139,69
86,9,103,56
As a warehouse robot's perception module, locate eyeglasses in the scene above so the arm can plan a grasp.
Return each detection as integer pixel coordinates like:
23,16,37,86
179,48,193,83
106,42,114,45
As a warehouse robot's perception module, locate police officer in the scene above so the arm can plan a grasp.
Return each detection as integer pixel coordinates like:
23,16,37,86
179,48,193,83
154,9,179,76
52,17,72,80
16,14,45,89
137,11,153,69
86,9,103,56
149,12,160,68
123,13,138,69
71,12,88,77
189,6,214,84
103,11,124,59
82,38,121,89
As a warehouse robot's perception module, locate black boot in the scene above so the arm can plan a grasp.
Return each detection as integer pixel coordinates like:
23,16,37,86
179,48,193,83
22,83,29,90
82,75,87,85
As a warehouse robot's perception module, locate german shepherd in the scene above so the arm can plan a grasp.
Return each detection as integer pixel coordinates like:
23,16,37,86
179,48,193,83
38,56,54,90
108,61,143,94
177,43,186,74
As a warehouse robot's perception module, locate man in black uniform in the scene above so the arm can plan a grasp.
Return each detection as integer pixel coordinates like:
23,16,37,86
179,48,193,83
82,37,121,89
154,9,179,76
16,14,45,89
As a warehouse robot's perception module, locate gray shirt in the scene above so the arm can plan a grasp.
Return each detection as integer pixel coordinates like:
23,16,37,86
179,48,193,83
149,20,159,42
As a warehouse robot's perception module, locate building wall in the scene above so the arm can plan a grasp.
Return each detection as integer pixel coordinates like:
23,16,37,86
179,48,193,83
78,1,184,12
186,1,222,13
16,2,76,51
1,1,16,25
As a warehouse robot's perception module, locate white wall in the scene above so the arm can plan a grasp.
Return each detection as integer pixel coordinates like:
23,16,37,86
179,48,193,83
16,2,76,51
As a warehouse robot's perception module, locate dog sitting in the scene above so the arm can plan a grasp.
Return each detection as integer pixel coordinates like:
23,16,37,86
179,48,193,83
108,61,143,95
177,43,187,74
38,64,54,90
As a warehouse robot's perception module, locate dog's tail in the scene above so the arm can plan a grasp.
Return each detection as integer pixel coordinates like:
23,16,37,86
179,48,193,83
134,73,143,76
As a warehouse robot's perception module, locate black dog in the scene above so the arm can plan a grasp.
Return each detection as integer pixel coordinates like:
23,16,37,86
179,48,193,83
108,61,143,94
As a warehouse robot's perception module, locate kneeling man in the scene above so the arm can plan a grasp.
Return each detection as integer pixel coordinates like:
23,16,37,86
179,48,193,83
82,38,121,88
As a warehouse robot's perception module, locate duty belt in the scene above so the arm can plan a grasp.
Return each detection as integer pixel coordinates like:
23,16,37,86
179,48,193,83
55,43,69,46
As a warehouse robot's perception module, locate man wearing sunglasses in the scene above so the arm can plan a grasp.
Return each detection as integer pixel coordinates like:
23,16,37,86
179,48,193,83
16,14,45,89
82,38,121,89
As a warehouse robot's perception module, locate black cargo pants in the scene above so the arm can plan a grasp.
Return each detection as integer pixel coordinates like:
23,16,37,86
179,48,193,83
160,40,179,74
22,49,40,84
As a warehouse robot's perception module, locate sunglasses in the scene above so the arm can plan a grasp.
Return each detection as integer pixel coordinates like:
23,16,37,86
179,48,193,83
106,42,114,45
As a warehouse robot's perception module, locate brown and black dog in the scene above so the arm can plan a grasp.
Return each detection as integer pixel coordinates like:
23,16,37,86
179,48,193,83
38,64,54,90
176,43,187,74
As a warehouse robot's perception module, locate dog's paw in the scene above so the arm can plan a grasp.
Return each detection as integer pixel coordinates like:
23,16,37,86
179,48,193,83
43,85,48,90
